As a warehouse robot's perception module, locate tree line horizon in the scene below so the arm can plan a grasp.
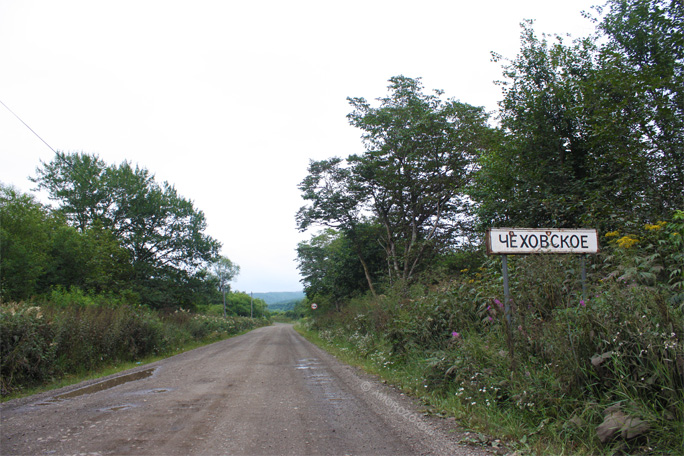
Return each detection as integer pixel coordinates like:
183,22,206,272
1,0,681,313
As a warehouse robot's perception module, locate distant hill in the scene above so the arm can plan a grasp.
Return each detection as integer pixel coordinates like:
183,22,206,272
253,292,305,311
267,299,302,312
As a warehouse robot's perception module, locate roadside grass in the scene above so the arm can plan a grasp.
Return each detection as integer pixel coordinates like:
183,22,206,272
297,319,621,455
295,323,522,452
271,313,299,324
1,300,270,400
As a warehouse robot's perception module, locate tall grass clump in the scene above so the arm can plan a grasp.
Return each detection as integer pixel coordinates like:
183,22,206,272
300,212,684,454
1,289,270,396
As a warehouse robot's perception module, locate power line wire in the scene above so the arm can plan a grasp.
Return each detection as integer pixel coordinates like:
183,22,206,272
0,99,57,154
1,99,109,195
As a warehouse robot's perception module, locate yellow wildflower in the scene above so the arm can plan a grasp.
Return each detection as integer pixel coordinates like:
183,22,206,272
616,235,639,248
645,221,667,231
605,231,620,238
460,268,469,273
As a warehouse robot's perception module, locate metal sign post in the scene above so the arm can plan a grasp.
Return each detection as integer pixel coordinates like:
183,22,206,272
581,255,587,302
501,254,514,366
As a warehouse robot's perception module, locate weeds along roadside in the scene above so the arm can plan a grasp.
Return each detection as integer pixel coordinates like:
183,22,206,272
297,214,684,455
0,294,270,399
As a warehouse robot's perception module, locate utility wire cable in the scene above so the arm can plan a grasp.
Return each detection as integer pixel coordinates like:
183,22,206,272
1,99,102,198
1,98,57,154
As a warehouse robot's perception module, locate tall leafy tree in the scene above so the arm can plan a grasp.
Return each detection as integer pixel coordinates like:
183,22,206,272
30,153,111,231
210,256,240,317
477,22,599,228
595,0,684,213
475,2,682,231
347,76,494,283
32,152,221,307
296,158,379,295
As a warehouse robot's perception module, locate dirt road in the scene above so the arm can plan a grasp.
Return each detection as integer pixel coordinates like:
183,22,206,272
1,323,491,455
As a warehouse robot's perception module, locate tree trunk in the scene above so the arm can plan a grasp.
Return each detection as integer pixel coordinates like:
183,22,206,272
356,252,377,297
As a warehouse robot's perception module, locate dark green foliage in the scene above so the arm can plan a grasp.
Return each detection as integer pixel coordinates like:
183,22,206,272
0,306,56,394
347,76,495,283
296,227,385,311
296,158,384,296
476,23,598,228
474,1,683,231
273,298,309,320
3,154,227,309
597,0,684,213
1,184,133,302
226,292,269,318
197,292,269,318
44,223,133,293
298,76,497,291
30,152,221,308
429,248,488,279
0,185,55,301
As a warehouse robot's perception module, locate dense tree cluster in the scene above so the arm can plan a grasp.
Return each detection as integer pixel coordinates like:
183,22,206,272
296,0,683,306
1,153,241,310
475,0,682,229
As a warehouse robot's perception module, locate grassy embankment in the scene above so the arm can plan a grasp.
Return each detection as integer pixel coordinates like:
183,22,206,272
297,219,684,455
1,289,270,401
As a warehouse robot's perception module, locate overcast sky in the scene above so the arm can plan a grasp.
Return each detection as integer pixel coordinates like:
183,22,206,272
0,0,598,293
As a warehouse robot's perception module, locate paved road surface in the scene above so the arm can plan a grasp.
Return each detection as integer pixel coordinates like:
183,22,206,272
1,323,490,455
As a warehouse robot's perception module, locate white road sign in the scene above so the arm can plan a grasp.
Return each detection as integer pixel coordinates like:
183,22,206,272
486,228,599,255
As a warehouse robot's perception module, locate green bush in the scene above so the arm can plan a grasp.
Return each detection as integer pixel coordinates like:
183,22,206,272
1,300,270,396
46,286,139,308
0,304,56,395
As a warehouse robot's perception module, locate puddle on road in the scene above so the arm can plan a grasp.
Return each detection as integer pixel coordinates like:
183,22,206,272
33,368,156,406
295,358,320,370
98,404,138,412
295,358,349,405
129,388,171,395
